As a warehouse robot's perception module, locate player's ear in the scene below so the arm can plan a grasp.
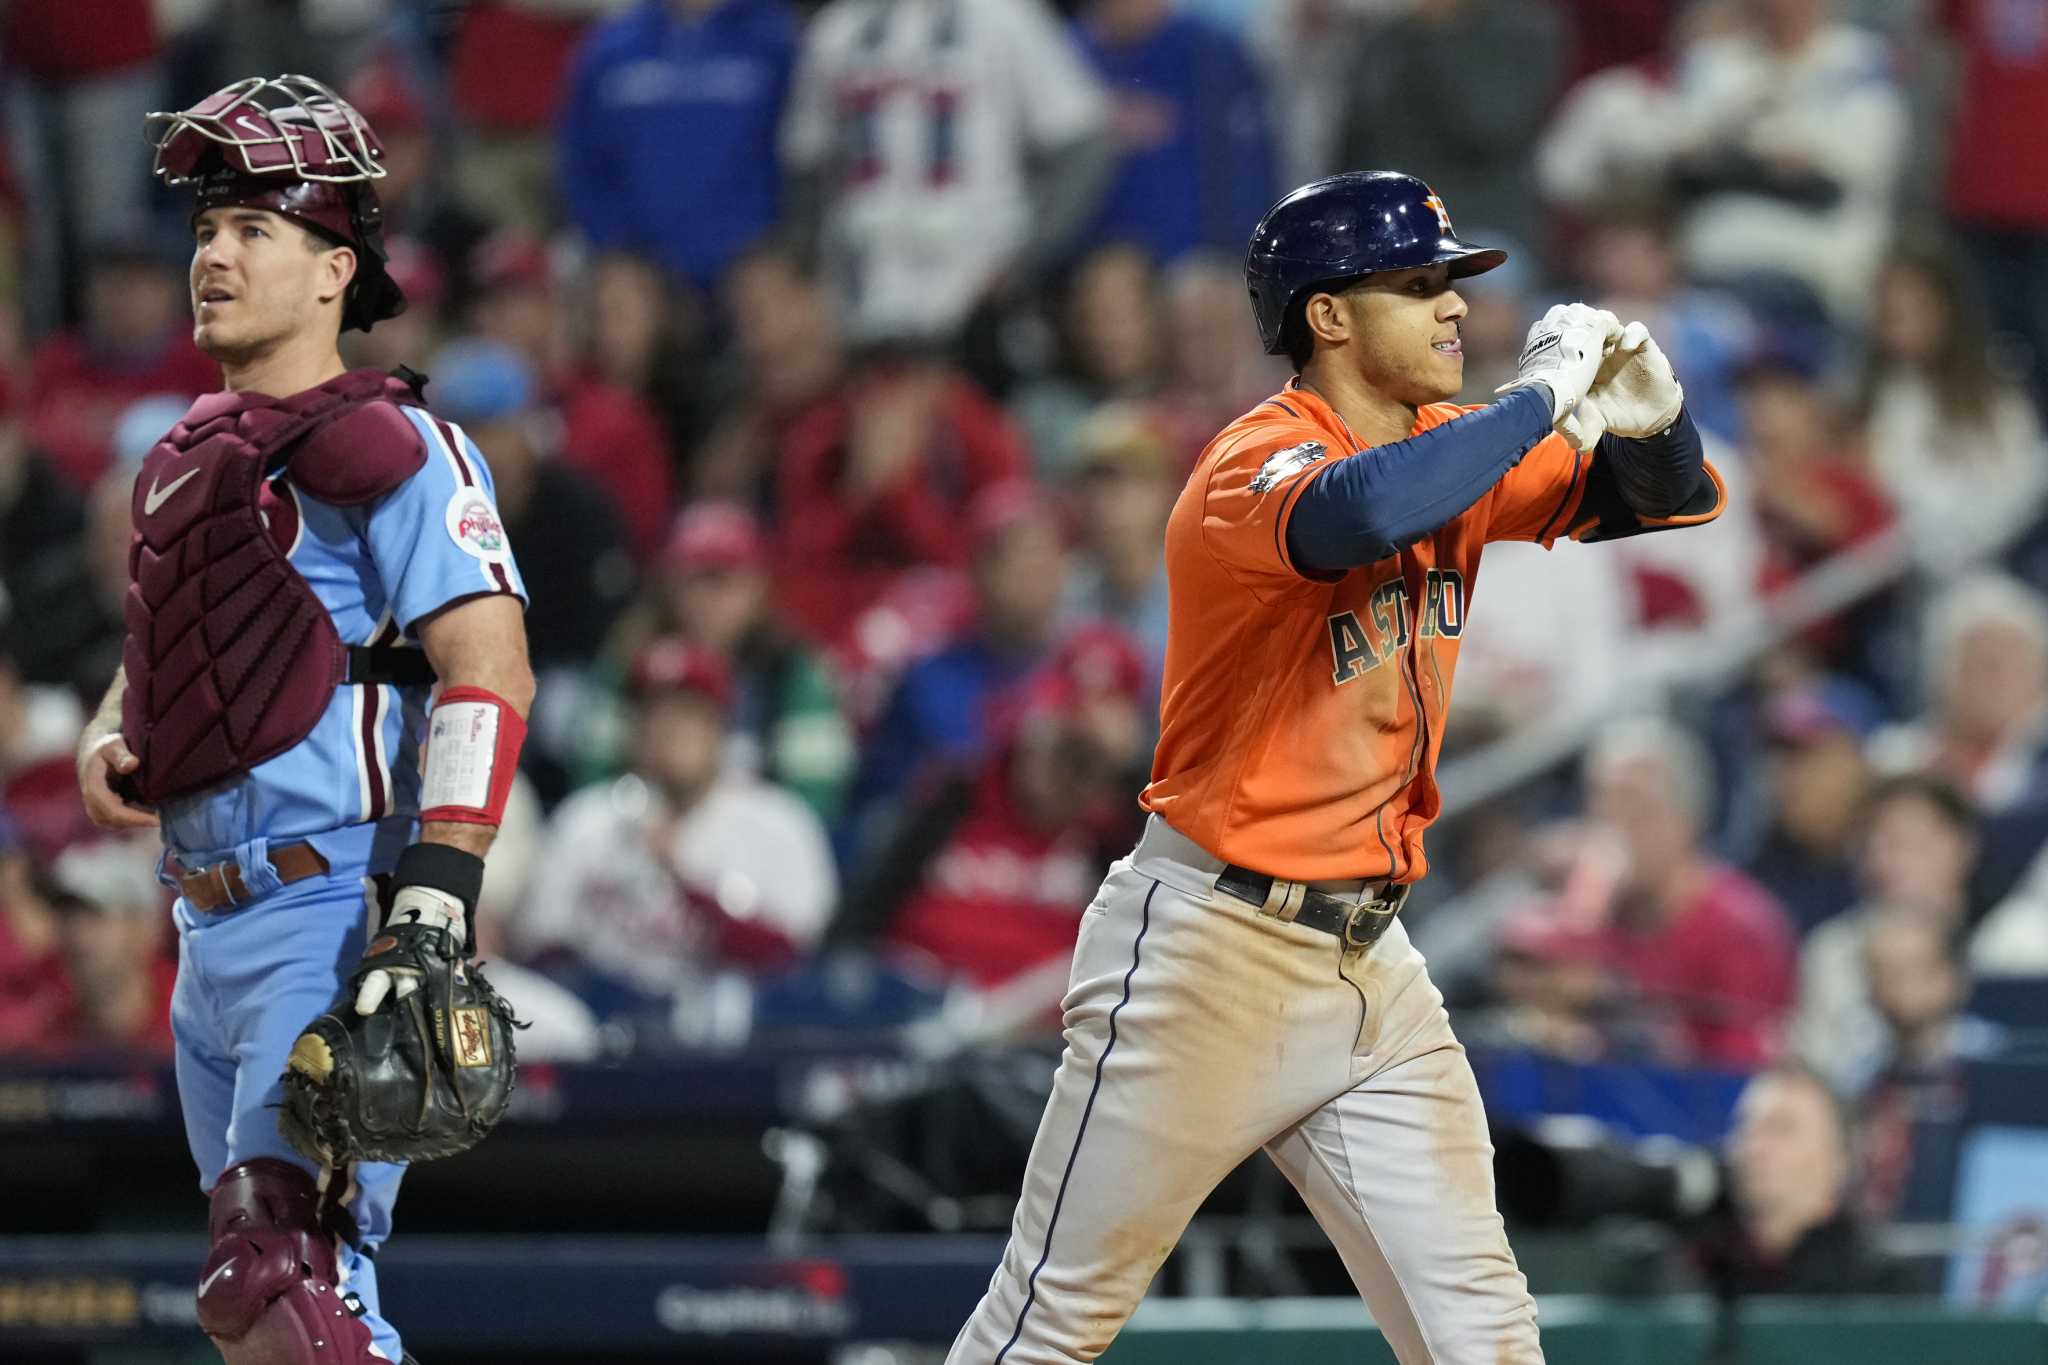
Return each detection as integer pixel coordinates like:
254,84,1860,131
318,244,359,310
1303,290,1352,350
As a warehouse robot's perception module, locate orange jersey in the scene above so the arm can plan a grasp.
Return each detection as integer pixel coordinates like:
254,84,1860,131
1141,380,1726,882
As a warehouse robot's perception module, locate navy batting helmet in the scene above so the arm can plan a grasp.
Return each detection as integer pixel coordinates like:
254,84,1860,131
1246,171,1507,356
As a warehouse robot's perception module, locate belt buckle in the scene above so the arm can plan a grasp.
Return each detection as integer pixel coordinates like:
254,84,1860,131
1342,884,1407,948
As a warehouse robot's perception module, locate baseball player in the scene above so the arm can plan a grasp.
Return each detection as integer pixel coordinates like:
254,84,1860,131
72,76,533,1365
947,171,1728,1364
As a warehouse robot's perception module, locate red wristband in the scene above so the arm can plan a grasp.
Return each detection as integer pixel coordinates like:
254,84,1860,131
418,685,527,826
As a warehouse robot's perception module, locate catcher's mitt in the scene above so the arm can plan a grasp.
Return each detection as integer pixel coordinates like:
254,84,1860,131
279,920,522,1166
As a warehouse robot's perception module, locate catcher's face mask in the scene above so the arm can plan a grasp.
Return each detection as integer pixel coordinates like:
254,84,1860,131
148,74,405,331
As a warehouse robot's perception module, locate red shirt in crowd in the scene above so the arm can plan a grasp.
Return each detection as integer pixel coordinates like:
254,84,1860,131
450,2,588,131
775,372,1026,647
885,761,1109,989
27,328,218,490
39,957,176,1058
557,372,675,564
1596,864,1797,1070
5,0,156,79
1941,0,2048,227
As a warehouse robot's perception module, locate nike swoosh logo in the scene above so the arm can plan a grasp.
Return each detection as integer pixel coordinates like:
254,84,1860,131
144,468,200,515
198,1259,235,1297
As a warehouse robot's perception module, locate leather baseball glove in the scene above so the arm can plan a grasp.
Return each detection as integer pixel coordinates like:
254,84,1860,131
279,909,522,1167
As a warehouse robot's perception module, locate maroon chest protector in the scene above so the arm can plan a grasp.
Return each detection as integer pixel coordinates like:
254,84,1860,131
121,368,431,805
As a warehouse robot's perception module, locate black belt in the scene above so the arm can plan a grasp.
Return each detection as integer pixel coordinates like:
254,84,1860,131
1215,863,1409,948
346,645,436,687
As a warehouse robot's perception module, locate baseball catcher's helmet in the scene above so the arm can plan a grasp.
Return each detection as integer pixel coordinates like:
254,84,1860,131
147,74,405,332
1246,171,1506,356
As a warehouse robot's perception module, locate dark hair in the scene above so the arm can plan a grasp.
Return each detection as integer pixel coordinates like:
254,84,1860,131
1857,246,2001,432
1749,1059,1853,1155
1863,770,1979,838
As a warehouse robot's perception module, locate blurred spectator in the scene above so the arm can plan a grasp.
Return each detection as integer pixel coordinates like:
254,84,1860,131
1540,716,1797,1068
1742,356,1893,612
1538,0,1909,324
1869,573,2048,812
838,628,1150,993
470,775,605,1062
1553,0,1681,84
0,817,67,1051
1337,0,1567,245
1249,0,1414,186
690,243,848,504
1792,772,1980,1092
1697,1063,1919,1295
40,836,172,1056
573,250,706,460
774,357,1029,645
467,233,677,560
1151,251,1284,465
0,619,91,858
1444,537,1634,734
10,456,131,704
342,236,450,376
559,0,799,292
1011,244,1167,478
429,339,635,803
1855,905,2006,1222
1061,404,1175,678
1741,677,1880,936
2,0,162,333
515,639,836,1043
597,502,857,824
429,340,635,675
343,58,490,309
1072,0,1277,262
449,1,627,232
844,483,1069,853
1856,248,2048,569
0,371,84,607
1939,0,2048,411
1579,207,1756,443
1658,0,1909,322
781,0,1114,345
23,240,217,491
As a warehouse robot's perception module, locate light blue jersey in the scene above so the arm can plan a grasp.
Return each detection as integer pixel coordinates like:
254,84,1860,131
160,407,527,864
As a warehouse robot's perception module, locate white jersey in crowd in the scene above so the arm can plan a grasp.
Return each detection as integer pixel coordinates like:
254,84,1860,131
513,772,838,997
782,0,1108,341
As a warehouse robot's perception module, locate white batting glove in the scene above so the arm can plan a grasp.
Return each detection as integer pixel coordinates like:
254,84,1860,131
354,885,465,1015
1585,320,1685,438
1496,303,1624,428
1556,392,1609,454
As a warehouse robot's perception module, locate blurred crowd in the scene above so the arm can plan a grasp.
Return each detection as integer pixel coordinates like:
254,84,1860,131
3,0,2048,1277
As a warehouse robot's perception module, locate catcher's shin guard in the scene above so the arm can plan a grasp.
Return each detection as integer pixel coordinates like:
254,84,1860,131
196,1158,380,1364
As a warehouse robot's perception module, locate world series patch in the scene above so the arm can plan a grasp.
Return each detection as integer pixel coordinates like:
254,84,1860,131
1249,441,1327,494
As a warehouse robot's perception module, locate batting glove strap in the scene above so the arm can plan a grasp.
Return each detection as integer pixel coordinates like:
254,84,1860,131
1496,303,1623,426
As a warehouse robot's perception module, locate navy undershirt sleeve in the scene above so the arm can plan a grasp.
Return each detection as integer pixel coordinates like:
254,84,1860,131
1284,385,1554,576
1594,406,1704,517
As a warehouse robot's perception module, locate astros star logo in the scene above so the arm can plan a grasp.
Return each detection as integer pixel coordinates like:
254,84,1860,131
1423,193,1453,235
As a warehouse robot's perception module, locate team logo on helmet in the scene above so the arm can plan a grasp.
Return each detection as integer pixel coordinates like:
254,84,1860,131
1423,193,1454,236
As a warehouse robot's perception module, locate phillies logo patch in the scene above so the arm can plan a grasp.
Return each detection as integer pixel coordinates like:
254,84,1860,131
444,490,512,563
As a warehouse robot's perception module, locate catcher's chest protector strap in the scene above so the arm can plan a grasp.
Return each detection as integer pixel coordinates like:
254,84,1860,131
196,1158,381,1364
121,368,428,804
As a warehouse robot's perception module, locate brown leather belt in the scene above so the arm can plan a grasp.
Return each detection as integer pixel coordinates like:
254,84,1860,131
177,842,329,912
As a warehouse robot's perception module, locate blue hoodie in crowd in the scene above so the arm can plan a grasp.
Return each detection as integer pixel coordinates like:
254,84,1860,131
560,0,798,290
1074,10,1276,263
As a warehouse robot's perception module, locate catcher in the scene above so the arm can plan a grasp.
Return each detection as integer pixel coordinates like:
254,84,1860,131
73,75,532,1365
